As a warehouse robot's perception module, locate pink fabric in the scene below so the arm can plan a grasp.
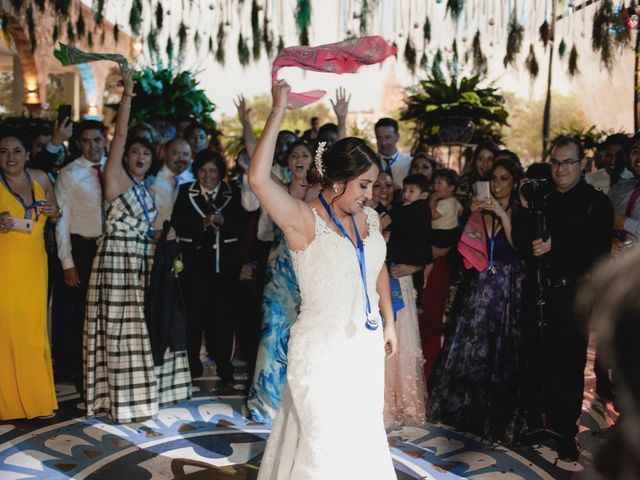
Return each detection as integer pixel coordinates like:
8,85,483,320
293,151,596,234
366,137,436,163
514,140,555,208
458,211,488,272
272,36,397,109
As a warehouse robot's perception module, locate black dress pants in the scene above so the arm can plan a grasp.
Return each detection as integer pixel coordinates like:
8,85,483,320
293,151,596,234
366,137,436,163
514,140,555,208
181,246,237,383
51,235,97,394
525,284,588,439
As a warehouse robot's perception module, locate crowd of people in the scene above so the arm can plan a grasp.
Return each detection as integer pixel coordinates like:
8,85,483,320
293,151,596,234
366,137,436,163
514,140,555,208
1,66,638,469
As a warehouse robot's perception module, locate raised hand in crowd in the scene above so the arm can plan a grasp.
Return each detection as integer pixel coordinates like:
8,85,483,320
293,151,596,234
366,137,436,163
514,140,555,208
234,94,258,156
330,87,350,141
51,116,73,148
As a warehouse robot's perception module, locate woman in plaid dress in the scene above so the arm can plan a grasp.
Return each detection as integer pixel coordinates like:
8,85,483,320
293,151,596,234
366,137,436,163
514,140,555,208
83,67,191,423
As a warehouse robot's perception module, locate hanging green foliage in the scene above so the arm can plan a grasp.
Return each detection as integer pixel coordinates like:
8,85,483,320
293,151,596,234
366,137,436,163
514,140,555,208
216,22,226,65
558,38,566,58
53,23,60,43
447,39,459,77
53,0,71,16
471,30,487,76
420,51,428,70
67,19,75,43
26,5,36,51
296,0,311,46
568,44,579,77
592,0,611,51
87,31,94,48
360,0,371,35
208,35,214,55
525,44,539,78
100,28,105,45
34,0,46,12
446,0,463,22
194,30,201,54
238,33,250,67
251,0,261,60
277,35,285,52
178,22,188,54
431,48,444,82
113,23,119,43
423,15,431,44
404,35,417,75
76,10,85,38
129,0,143,36
539,20,549,48
263,23,274,58
166,37,174,60
503,11,524,68
94,0,105,26
147,29,158,55
10,0,22,12
155,2,164,30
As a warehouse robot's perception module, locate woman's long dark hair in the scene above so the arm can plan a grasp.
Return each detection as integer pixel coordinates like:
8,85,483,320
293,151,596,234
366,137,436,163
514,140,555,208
307,137,381,189
465,141,499,183
488,156,524,206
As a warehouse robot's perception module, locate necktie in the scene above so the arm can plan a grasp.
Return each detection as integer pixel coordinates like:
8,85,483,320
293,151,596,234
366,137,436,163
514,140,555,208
92,164,105,193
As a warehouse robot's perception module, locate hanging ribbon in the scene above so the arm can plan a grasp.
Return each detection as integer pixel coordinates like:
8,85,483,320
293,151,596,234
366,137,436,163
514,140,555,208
128,174,158,239
318,193,379,331
0,170,41,221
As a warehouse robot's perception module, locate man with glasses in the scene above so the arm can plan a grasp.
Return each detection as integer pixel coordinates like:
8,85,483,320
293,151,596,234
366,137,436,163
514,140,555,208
520,136,612,461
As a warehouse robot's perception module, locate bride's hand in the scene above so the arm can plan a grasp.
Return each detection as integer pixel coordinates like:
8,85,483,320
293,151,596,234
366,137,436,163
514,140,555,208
384,322,397,358
271,80,290,112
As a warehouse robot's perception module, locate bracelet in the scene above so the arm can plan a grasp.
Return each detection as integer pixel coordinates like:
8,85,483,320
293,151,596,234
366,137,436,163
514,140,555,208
270,106,285,115
49,210,63,224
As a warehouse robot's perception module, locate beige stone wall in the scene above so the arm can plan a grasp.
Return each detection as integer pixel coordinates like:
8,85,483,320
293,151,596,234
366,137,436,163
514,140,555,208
0,0,133,115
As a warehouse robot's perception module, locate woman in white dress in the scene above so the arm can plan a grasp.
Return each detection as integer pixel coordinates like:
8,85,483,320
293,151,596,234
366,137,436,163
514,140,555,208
248,81,398,479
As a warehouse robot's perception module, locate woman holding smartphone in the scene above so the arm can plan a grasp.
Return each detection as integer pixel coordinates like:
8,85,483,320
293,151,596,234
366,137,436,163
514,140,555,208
0,131,61,420
427,157,527,444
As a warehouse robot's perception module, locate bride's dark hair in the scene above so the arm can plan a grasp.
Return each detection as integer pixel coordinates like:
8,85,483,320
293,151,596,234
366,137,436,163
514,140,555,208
307,137,381,187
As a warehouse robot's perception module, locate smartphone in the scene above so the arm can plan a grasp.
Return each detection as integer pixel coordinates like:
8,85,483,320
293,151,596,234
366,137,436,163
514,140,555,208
57,104,72,124
475,181,491,201
10,217,34,233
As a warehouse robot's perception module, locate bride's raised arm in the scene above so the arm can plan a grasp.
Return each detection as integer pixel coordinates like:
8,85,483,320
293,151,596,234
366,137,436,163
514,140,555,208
248,80,313,249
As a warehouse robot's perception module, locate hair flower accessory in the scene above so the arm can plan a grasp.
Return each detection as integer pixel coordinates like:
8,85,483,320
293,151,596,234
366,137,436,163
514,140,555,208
314,141,327,178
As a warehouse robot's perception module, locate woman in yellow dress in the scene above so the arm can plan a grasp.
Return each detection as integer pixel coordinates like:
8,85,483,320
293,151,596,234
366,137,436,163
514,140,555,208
0,132,61,420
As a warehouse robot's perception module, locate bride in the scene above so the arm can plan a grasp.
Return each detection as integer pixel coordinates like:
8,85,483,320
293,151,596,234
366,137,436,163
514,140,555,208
248,80,398,479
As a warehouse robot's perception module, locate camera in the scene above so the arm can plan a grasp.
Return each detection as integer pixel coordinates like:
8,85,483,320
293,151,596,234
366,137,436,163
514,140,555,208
521,179,553,212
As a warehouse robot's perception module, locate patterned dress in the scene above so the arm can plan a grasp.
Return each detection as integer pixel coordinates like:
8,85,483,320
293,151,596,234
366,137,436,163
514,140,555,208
427,225,526,443
247,224,301,423
84,185,190,424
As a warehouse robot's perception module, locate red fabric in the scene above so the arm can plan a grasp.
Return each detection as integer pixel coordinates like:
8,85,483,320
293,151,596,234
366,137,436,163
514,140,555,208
457,211,488,272
419,256,450,384
92,164,104,194
272,36,397,109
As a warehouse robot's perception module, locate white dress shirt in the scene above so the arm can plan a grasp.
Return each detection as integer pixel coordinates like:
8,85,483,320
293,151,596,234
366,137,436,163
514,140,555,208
379,150,412,190
55,156,106,269
585,168,635,195
148,163,196,240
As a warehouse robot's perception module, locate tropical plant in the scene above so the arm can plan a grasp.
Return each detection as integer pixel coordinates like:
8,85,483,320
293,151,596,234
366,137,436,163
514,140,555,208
131,66,216,132
401,74,509,146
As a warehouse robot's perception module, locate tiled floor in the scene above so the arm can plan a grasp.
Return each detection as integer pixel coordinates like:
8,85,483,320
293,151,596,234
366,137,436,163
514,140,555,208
0,349,616,479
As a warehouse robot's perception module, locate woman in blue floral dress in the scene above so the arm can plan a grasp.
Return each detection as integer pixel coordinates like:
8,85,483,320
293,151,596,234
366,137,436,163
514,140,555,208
247,140,315,423
427,157,526,443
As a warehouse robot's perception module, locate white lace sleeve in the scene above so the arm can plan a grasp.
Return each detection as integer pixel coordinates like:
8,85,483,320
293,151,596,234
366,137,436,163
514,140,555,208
364,206,380,234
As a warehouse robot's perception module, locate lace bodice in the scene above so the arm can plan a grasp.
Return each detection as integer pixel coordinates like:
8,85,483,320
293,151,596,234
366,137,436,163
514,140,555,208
290,206,386,332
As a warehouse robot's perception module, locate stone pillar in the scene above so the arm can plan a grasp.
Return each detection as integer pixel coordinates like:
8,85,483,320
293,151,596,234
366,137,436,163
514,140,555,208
11,55,24,113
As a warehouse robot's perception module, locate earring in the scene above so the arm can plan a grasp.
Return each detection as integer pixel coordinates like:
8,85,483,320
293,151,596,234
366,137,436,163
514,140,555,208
332,184,339,193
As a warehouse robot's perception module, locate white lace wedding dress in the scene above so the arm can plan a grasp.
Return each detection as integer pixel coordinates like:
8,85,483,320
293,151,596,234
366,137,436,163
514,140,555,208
257,207,397,480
